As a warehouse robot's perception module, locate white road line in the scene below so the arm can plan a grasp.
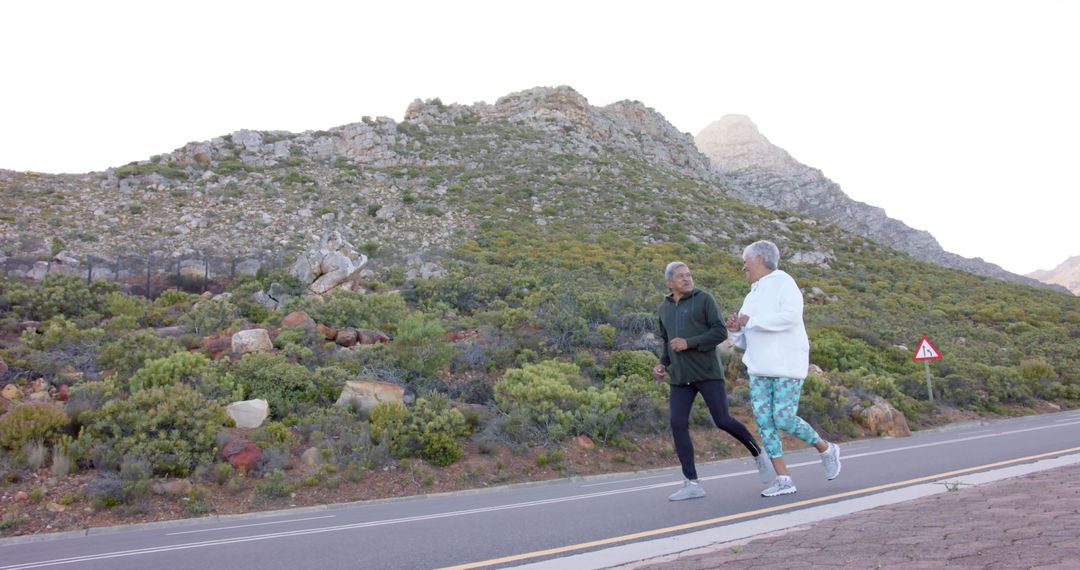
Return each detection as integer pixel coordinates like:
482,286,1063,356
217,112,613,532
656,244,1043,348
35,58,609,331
5,419,1078,569
165,515,337,536
581,474,671,488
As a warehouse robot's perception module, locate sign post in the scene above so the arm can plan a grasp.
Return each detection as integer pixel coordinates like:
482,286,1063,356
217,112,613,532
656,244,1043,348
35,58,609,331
912,335,943,402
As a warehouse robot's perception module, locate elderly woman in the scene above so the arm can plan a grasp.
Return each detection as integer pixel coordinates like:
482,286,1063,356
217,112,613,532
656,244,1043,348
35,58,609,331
726,240,841,497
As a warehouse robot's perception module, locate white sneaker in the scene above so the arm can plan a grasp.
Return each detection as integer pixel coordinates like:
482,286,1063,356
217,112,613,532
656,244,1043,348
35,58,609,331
821,442,841,480
668,479,706,501
761,475,797,497
754,454,775,484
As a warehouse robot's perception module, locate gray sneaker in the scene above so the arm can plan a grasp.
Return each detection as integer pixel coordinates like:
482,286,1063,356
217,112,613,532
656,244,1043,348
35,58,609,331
761,475,797,497
668,479,706,501
821,442,841,480
754,454,775,484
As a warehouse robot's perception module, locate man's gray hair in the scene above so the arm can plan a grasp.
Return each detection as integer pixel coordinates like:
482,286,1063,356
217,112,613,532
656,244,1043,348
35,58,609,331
664,261,688,281
743,240,780,270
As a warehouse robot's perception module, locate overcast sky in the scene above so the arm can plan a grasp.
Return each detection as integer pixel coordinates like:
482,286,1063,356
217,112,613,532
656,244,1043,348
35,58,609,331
2,1,1077,275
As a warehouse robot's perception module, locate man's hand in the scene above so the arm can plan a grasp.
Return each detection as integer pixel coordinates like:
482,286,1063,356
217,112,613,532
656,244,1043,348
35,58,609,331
669,337,688,352
652,364,666,381
728,376,748,387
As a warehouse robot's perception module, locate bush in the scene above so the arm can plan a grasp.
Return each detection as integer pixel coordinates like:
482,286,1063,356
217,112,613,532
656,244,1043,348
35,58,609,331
126,351,212,392
179,298,241,336
494,360,623,443
3,274,116,322
600,351,658,383
228,353,322,418
381,396,469,466
98,330,181,379
0,403,69,451
392,313,452,377
19,318,106,378
82,384,231,476
289,291,408,331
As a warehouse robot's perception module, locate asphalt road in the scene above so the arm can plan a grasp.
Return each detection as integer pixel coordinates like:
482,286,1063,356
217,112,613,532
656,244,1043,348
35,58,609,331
3,409,1079,570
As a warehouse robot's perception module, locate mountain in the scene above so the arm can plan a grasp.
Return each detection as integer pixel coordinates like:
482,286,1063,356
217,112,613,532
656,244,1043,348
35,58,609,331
694,115,1060,291
1028,256,1080,295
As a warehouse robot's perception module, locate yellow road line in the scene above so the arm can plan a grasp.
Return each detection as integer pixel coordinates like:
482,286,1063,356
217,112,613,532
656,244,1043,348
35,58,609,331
439,446,1080,570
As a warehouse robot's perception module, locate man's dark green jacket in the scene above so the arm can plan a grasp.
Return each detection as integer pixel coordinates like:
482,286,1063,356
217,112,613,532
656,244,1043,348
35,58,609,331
657,288,728,385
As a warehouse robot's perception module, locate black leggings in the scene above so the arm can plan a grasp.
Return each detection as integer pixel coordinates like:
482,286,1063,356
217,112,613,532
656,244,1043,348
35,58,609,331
670,380,761,480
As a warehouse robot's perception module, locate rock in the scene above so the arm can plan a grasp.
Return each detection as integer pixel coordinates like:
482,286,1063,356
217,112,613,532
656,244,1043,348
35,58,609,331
445,328,480,343
289,230,368,295
852,396,912,438
221,439,262,472
357,329,391,345
574,434,595,450
46,501,66,513
281,311,316,331
335,380,406,415
57,385,69,401
335,328,358,347
252,290,279,310
155,326,186,338
226,399,270,429
202,334,232,359
317,323,338,341
231,329,273,354
19,321,43,332
300,447,322,467
14,491,29,502
2,383,21,401
152,479,194,496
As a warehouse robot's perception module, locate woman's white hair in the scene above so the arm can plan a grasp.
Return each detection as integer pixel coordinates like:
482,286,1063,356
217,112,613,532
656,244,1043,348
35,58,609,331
664,261,688,281
742,240,780,270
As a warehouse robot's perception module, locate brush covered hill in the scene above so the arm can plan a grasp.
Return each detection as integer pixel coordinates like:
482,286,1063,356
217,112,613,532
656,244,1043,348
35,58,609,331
0,86,1078,532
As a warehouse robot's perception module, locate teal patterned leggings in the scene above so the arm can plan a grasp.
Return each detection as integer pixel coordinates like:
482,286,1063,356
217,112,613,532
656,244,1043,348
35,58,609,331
749,375,821,458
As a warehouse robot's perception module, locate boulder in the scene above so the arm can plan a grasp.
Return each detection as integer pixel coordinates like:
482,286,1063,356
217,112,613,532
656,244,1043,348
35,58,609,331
300,447,322,467
155,326,186,338
281,311,316,331
226,399,270,429
852,396,912,438
18,321,43,332
357,329,391,344
289,230,368,295
232,329,273,354
317,323,338,341
152,479,194,496
336,380,406,415
335,328,358,347
221,439,262,472
202,334,232,359
1,383,22,401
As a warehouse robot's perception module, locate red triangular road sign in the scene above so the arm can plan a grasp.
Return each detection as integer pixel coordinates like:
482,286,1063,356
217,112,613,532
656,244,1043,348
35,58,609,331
913,336,942,361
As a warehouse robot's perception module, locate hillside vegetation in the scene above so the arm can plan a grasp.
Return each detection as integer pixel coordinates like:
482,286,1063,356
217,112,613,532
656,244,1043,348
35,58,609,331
1,87,1077,533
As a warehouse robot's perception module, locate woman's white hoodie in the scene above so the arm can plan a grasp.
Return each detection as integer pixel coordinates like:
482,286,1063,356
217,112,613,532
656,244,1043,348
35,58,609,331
728,269,810,380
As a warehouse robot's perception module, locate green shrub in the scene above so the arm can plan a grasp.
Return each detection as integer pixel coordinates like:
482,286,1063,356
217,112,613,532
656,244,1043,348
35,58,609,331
98,330,181,378
601,351,658,383
3,274,116,322
17,318,106,378
392,313,452,377
103,291,148,321
0,403,69,451
494,359,623,442
228,353,322,418
126,351,212,392
82,384,231,476
369,401,407,445
385,396,469,466
179,298,241,336
291,291,408,331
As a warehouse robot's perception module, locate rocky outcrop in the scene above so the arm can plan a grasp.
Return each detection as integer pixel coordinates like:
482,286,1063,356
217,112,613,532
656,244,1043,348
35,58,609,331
220,439,262,471
231,329,273,354
695,115,1061,290
226,399,270,429
852,396,912,438
290,230,368,295
335,380,407,415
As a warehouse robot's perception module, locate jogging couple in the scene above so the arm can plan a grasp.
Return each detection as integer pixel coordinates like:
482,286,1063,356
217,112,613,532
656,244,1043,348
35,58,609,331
652,240,841,499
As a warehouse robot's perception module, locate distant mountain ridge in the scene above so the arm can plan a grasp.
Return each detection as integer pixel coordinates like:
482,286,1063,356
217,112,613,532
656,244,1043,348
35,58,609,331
0,87,1066,295
695,114,1059,291
1028,256,1080,295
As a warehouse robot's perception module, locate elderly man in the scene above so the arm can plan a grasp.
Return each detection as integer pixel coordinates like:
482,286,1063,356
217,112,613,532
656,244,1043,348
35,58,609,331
654,261,773,501
727,241,841,497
